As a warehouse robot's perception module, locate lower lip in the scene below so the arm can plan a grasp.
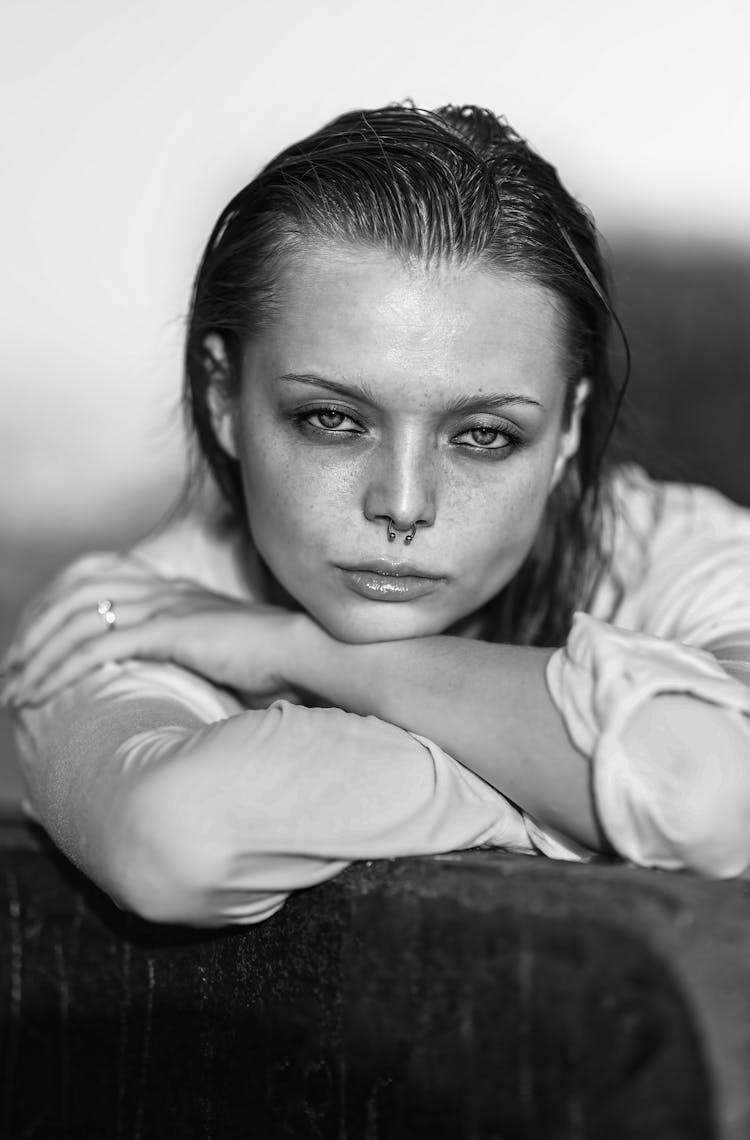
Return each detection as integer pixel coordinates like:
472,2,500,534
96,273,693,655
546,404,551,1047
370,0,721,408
340,569,442,602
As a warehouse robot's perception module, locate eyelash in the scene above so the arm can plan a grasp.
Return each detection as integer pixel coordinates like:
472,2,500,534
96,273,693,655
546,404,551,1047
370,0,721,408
453,422,523,456
297,407,364,437
294,405,524,458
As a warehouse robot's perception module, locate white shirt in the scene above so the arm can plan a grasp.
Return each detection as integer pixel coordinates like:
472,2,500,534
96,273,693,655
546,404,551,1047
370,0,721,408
14,465,750,926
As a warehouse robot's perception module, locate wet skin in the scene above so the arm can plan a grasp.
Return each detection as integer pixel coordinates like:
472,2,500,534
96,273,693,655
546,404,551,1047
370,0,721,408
211,241,586,644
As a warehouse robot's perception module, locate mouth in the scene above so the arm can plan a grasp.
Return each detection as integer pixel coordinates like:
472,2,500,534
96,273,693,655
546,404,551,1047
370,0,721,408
337,560,446,603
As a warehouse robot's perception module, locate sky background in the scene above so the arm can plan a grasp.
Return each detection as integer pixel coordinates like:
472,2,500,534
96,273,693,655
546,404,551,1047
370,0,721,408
1,0,749,547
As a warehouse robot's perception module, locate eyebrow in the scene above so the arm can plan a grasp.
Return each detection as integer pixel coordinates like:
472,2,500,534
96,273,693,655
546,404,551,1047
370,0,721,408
275,372,545,413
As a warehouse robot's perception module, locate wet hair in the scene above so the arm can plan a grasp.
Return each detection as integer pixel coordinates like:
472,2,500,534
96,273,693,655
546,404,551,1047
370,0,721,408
184,102,628,646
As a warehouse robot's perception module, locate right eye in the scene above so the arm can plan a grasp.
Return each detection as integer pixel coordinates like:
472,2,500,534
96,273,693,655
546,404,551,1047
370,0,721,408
296,406,366,437
311,409,348,430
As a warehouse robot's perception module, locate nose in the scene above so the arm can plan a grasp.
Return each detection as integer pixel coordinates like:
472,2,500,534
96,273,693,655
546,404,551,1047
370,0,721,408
362,434,437,537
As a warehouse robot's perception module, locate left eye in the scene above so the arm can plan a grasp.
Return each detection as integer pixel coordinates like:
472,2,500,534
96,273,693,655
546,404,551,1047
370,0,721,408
308,408,359,431
455,426,513,449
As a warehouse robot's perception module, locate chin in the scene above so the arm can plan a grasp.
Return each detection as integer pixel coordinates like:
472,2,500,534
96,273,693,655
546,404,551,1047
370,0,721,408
314,602,454,645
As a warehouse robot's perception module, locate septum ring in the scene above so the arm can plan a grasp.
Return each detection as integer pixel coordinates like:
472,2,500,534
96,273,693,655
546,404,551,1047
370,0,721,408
97,598,117,632
386,518,418,545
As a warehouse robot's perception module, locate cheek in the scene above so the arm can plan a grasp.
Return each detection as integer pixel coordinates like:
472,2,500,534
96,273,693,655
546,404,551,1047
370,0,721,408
446,454,556,591
242,440,306,535
238,427,355,564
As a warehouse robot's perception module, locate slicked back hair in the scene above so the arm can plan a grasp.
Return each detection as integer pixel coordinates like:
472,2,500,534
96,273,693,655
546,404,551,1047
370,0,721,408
185,103,626,647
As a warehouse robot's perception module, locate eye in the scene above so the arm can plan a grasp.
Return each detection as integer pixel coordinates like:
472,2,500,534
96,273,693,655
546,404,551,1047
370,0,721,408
314,408,347,430
297,406,365,436
470,427,505,447
453,424,521,452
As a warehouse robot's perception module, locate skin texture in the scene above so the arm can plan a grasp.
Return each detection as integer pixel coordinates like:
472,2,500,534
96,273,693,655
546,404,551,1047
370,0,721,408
1,239,609,854
210,241,588,644
206,241,609,849
7,240,746,874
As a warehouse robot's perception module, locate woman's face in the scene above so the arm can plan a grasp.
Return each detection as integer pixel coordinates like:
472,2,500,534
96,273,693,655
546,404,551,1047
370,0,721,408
211,241,587,643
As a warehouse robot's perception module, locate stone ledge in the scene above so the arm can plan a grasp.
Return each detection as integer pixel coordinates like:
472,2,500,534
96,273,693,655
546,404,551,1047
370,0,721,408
2,821,750,1138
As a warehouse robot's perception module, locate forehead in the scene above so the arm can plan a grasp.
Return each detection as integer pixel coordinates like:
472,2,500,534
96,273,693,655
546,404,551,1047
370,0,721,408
251,241,570,408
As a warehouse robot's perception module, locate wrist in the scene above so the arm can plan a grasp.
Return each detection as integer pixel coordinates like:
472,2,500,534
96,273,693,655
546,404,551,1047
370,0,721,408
283,614,384,713
283,612,340,695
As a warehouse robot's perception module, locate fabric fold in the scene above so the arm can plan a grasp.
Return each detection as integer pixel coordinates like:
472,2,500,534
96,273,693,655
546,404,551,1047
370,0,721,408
546,613,750,874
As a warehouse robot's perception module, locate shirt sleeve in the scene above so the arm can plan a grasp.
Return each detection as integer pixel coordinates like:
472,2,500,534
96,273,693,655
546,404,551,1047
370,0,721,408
545,613,750,876
613,479,750,656
536,472,750,876
14,654,535,927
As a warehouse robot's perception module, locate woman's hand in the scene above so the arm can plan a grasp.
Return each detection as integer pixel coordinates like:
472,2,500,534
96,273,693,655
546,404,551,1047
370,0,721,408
0,554,320,708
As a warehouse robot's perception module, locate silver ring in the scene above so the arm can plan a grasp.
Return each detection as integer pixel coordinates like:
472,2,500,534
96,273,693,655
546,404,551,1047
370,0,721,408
97,598,117,632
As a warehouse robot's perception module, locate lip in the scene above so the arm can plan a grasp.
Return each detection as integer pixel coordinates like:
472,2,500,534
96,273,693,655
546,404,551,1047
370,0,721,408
342,559,442,578
337,560,445,603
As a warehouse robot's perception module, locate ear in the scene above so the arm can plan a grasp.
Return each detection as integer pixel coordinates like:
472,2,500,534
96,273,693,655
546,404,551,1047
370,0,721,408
550,379,590,489
203,334,240,460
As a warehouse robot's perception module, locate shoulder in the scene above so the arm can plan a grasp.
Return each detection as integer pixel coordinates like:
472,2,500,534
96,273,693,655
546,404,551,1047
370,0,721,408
609,463,750,545
46,492,255,604
606,463,750,583
131,490,255,599
593,464,750,642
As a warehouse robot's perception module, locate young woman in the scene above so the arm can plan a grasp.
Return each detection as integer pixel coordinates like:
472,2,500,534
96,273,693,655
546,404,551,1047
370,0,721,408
4,104,750,927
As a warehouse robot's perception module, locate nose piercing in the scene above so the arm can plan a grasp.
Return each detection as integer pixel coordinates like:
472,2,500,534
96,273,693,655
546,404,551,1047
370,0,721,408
386,518,418,545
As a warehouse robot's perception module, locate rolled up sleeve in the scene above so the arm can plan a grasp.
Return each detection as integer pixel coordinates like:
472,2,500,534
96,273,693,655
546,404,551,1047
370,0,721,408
545,613,750,876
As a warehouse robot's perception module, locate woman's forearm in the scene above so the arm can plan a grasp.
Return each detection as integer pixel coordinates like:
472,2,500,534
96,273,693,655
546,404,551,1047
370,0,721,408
293,631,610,853
16,658,532,927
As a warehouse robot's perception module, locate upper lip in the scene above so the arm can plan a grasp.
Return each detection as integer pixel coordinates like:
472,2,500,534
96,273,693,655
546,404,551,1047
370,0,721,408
340,559,444,579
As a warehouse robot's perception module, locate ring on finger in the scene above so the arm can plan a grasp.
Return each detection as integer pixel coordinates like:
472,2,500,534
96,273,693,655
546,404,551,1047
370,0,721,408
96,598,117,632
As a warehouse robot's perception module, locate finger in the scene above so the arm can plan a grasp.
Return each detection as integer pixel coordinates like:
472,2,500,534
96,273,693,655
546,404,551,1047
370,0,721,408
9,597,165,697
8,552,137,651
15,564,222,660
10,573,172,667
7,557,232,669
12,618,180,707
13,545,160,617
5,576,235,696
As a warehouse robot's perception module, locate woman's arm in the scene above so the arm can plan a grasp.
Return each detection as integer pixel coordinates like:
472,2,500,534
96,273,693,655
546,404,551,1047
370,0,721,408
291,631,609,852
6,554,543,927
13,658,532,927
291,616,750,877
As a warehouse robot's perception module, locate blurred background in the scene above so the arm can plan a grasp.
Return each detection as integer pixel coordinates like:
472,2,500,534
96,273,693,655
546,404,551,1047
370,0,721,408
2,0,749,802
